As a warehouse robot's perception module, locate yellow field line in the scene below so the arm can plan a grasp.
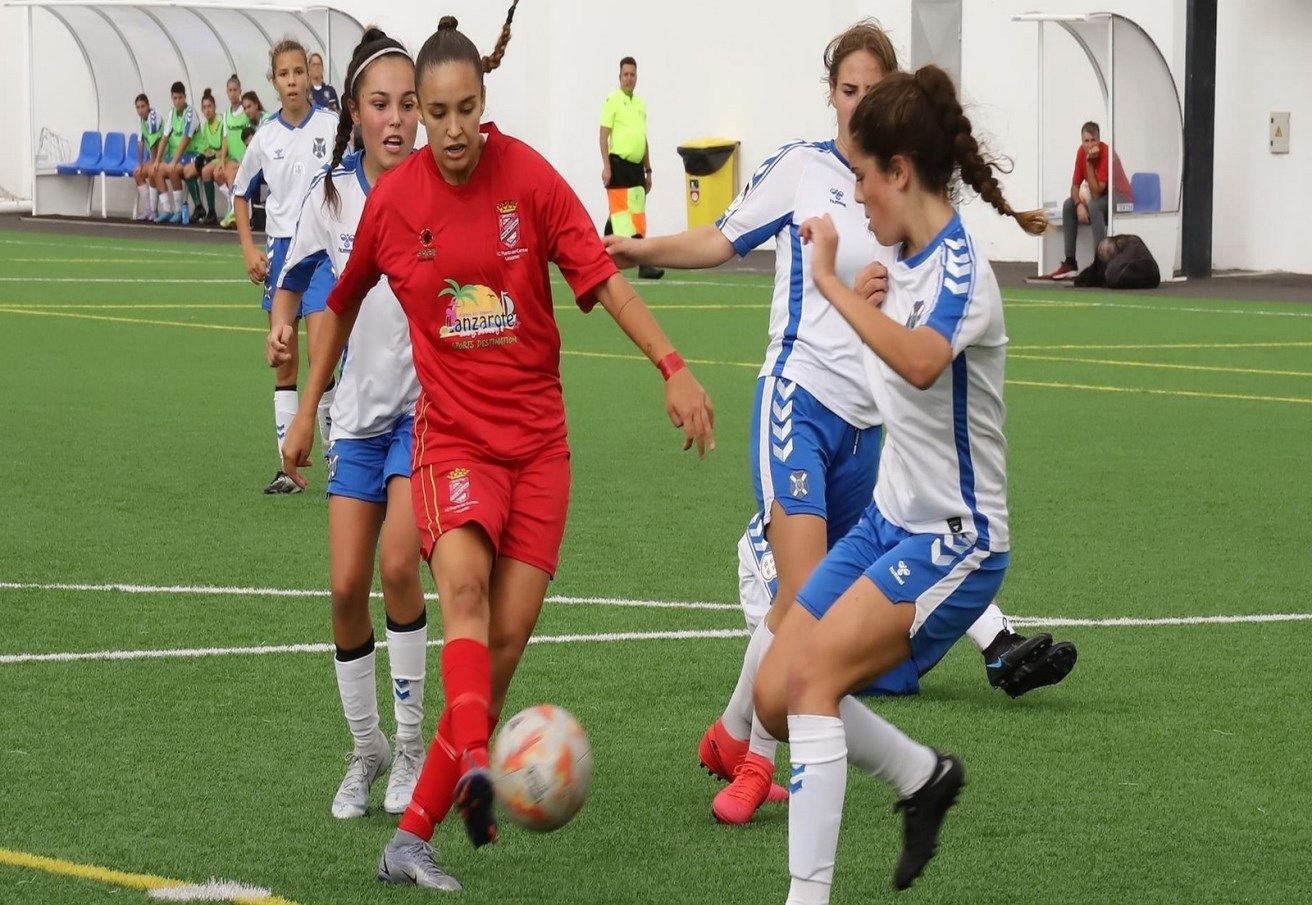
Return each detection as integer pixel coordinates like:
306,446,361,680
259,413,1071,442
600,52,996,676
1012,340,1312,351
0,307,264,333
1011,353,1312,378
0,847,301,904
1008,379,1312,405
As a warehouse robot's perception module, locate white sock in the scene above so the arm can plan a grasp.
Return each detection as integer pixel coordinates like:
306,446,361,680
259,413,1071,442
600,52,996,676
172,188,184,210
838,696,936,798
136,184,149,212
966,603,1012,654
157,191,171,214
335,644,382,752
747,711,777,761
787,714,847,905
317,382,336,455
722,619,774,739
274,389,299,460
148,185,159,212
386,614,427,745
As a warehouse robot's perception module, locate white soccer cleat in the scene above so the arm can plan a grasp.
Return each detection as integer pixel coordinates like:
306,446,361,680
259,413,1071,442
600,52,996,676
377,830,462,891
331,733,392,819
384,738,425,815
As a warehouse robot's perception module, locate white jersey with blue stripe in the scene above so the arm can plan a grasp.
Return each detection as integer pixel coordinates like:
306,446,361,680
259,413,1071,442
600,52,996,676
717,140,894,429
870,213,1010,551
233,105,338,238
279,150,419,442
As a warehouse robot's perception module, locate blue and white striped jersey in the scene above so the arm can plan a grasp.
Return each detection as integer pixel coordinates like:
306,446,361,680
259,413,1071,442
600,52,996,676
279,151,418,441
717,140,895,429
233,105,338,238
870,213,1010,551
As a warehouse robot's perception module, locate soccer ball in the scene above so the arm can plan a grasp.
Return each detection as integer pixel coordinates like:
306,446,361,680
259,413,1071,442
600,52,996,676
490,704,592,832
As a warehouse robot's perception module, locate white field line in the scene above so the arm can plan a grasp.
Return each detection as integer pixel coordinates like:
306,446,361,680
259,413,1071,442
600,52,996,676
0,237,234,258
1015,296,1312,318
0,580,738,611
0,629,750,665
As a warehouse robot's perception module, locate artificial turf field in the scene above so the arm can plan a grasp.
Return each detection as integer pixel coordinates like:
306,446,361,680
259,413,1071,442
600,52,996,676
0,225,1309,904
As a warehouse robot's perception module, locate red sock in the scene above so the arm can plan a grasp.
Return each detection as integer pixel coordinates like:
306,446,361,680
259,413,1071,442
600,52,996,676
442,638,492,767
399,711,459,840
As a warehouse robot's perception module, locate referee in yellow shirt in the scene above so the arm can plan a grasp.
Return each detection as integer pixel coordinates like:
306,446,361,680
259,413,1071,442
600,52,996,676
600,56,663,279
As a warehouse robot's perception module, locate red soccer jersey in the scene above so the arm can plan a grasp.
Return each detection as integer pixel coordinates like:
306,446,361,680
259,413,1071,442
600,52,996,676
1072,141,1134,201
328,123,619,465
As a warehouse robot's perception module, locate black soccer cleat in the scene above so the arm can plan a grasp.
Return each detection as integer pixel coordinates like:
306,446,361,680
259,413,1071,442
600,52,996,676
453,766,498,849
985,631,1077,698
893,752,964,891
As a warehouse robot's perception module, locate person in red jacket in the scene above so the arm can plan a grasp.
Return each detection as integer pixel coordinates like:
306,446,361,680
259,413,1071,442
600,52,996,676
1045,120,1134,279
281,7,715,892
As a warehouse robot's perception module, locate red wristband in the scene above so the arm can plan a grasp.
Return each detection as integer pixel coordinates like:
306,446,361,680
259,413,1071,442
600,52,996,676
657,351,686,381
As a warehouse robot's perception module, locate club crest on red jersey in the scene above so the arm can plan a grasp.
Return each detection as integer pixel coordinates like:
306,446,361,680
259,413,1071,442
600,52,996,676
417,228,435,262
447,467,471,505
497,200,528,262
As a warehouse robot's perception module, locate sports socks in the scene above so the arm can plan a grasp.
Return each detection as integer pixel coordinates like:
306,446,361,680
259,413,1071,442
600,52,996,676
186,178,202,209
203,181,216,215
787,715,847,905
148,185,159,213
386,610,427,745
400,706,499,841
157,190,172,215
838,696,935,798
171,188,184,212
442,638,492,764
136,184,149,214
722,619,774,740
274,384,299,460
334,635,382,752
966,603,1012,653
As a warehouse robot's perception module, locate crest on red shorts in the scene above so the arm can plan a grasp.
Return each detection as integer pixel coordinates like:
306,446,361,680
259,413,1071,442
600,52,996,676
497,201,520,250
448,467,471,505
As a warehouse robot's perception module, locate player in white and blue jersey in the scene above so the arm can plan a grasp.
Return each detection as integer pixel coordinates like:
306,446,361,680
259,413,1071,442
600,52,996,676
607,21,1070,827
265,29,425,823
751,65,1055,901
233,38,339,494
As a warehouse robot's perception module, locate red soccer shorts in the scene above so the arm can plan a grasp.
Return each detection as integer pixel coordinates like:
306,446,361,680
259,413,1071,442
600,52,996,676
412,448,572,576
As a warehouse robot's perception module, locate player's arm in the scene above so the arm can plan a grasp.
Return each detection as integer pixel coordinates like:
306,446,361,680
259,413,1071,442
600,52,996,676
801,214,951,390
604,224,734,271
599,127,612,184
593,272,716,457
231,141,267,282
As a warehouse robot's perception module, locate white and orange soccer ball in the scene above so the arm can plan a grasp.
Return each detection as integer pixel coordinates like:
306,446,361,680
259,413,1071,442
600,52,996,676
490,704,592,832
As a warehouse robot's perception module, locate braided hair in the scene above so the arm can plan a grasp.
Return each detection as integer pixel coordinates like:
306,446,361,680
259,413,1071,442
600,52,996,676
850,65,1047,236
322,26,412,215
415,1,519,83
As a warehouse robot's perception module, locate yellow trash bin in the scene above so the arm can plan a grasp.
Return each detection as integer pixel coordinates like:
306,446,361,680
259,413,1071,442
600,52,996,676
677,138,740,229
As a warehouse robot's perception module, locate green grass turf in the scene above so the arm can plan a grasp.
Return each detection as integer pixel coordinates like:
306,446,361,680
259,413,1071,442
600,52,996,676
1,226,1310,903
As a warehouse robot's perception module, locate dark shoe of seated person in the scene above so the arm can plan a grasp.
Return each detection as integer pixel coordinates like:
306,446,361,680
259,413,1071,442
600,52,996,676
638,264,665,280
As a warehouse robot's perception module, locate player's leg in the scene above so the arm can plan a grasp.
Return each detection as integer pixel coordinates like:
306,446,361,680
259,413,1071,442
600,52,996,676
152,161,172,221
165,161,185,222
220,160,240,227
963,604,1078,697
264,239,302,494
378,425,429,815
300,260,338,452
200,159,219,224
326,482,391,819
132,162,152,220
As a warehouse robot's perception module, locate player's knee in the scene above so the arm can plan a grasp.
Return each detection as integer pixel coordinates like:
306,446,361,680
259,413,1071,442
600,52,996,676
378,548,419,597
441,575,489,624
329,572,371,614
786,641,835,712
753,673,788,741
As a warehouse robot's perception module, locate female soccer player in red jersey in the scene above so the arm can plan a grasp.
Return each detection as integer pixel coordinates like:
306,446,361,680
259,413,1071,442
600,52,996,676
281,8,715,891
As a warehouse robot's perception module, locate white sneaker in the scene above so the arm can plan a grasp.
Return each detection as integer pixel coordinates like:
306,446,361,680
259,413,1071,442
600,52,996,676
384,738,425,815
331,733,392,819
378,830,462,891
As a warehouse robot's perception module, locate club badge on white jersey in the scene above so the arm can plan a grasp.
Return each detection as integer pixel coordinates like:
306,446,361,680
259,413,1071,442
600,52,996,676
717,140,896,429
279,150,419,442
870,212,1011,552
233,105,338,238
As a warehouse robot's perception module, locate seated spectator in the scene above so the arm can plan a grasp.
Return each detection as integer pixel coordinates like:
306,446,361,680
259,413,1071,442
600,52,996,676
1074,234,1161,290
133,93,164,221
183,88,224,225
308,53,340,112
1044,120,1134,280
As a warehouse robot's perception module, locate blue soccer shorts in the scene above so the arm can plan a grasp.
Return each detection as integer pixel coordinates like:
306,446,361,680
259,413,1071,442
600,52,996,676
797,500,1010,675
326,415,415,504
750,376,881,547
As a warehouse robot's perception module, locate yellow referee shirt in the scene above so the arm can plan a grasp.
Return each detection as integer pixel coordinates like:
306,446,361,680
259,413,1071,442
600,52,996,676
600,89,648,164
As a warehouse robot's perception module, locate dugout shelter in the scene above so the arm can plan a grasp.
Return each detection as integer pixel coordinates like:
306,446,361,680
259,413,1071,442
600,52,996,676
8,0,364,218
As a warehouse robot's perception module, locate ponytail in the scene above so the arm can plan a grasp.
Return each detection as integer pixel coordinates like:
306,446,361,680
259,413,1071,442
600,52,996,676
416,1,518,83
851,65,1047,236
322,25,411,216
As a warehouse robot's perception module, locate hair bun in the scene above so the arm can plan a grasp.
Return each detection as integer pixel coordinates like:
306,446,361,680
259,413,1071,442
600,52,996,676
438,15,459,30
361,25,389,44
202,88,214,100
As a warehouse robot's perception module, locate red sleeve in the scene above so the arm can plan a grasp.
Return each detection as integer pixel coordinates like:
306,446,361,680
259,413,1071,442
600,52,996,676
326,186,384,316
540,159,619,313
1095,143,1111,188
1072,148,1086,186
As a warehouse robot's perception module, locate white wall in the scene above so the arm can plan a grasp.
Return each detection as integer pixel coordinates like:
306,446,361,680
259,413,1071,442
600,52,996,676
2,0,1309,273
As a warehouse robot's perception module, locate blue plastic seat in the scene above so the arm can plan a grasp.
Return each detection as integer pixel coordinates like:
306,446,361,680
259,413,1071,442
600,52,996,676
96,132,128,176
1129,172,1161,213
120,134,142,173
57,130,103,175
